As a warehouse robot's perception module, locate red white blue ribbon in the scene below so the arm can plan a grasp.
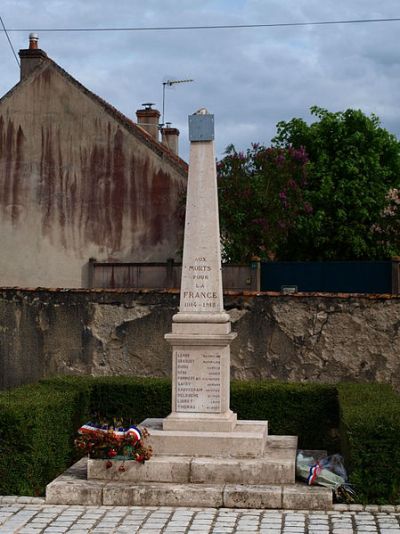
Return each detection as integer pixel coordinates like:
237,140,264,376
307,463,322,485
78,422,142,442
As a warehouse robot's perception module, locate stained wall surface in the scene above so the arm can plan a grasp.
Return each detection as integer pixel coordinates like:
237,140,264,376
0,61,187,287
1,288,400,392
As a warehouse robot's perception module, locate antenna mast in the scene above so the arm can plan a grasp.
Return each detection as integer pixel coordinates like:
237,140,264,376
162,78,194,126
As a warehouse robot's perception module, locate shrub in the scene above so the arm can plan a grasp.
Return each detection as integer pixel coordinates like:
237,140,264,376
87,376,171,423
0,382,90,496
338,383,400,504
231,380,340,452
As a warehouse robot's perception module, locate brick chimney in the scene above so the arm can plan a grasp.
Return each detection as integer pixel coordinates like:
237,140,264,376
19,33,48,81
161,123,180,155
136,103,160,141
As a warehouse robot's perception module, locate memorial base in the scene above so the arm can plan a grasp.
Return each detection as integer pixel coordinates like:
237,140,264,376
163,410,237,432
46,432,333,510
145,418,268,457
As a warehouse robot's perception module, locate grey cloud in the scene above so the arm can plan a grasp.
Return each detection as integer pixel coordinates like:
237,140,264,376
1,0,400,160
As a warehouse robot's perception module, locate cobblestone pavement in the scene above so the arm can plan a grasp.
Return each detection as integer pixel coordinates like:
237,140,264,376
1,501,400,533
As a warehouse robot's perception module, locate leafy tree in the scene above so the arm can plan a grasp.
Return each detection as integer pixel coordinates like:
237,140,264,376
217,143,310,262
272,106,400,260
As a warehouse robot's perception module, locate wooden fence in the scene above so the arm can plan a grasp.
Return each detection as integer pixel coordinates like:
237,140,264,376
88,259,260,291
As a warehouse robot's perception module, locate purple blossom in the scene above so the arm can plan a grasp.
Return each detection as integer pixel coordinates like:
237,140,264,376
276,153,285,166
303,202,313,214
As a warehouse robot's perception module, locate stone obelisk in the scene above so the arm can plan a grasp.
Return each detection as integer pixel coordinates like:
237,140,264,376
164,109,237,432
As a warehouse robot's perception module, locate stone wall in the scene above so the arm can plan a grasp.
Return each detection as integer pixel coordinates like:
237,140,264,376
1,288,400,391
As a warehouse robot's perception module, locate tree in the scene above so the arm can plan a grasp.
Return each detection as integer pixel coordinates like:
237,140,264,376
272,106,400,260
217,143,310,262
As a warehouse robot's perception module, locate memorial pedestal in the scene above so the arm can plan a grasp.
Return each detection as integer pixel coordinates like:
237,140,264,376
164,317,237,432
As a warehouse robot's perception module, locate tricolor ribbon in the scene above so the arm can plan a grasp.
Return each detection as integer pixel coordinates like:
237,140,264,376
78,422,142,442
307,463,322,485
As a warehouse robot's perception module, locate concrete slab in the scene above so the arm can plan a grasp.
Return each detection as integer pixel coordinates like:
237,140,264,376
88,456,191,482
46,458,333,510
142,417,269,458
282,484,333,510
190,457,295,485
103,482,224,507
223,484,282,509
46,458,103,505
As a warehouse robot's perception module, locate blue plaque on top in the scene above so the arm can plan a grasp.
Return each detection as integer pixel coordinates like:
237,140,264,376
188,111,214,141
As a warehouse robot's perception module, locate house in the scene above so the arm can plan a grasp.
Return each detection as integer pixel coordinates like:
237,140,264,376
0,34,187,288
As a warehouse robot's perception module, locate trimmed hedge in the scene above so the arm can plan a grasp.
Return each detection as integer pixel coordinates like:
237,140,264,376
42,377,340,451
231,380,340,452
0,382,90,496
1,376,400,504
338,383,400,504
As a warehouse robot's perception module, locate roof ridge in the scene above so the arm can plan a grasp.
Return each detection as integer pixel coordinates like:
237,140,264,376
1,53,188,175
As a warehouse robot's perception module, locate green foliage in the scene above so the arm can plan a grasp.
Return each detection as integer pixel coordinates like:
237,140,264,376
217,143,309,262
0,383,90,496
273,106,400,260
231,380,340,452
88,376,172,423
338,383,400,504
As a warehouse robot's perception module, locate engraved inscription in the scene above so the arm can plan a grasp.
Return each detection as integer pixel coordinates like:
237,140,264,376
182,256,218,310
175,350,221,413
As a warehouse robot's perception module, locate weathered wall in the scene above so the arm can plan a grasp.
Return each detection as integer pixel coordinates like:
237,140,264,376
0,61,186,288
1,288,400,391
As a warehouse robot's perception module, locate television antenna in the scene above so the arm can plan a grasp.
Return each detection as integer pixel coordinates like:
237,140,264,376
162,78,194,127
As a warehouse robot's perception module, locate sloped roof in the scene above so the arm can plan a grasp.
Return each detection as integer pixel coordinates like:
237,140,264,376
0,50,188,176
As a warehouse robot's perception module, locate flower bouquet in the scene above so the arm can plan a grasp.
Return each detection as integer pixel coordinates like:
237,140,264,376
296,451,355,503
75,421,153,468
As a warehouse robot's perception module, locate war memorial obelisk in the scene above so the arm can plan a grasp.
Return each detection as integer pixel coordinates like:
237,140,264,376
147,109,271,458
164,109,237,432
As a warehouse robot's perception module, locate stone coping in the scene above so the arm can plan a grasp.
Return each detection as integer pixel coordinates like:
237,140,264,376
0,496,398,512
0,287,398,300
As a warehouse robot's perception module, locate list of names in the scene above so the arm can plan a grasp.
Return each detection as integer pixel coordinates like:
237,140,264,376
175,350,221,413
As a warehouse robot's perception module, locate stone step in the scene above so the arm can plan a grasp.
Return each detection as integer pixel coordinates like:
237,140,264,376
143,418,270,458
88,454,295,485
46,458,332,510
266,435,298,449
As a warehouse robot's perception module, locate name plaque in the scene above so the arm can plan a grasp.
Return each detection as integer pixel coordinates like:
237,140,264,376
175,349,221,413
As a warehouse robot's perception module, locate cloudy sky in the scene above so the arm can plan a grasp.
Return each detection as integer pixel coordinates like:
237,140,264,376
1,0,400,161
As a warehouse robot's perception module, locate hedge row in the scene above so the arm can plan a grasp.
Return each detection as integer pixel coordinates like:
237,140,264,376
0,377,399,504
338,383,400,504
43,376,340,452
0,382,91,496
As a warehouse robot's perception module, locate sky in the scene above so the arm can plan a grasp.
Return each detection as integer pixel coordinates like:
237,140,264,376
1,0,400,161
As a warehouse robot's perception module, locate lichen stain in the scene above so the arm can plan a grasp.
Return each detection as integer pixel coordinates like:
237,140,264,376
130,153,150,244
76,125,128,253
38,67,53,87
0,115,4,160
110,128,126,251
11,126,25,224
3,118,14,208
39,125,56,235
0,117,26,225
149,169,173,245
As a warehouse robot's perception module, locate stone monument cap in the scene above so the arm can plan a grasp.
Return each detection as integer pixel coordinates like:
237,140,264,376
189,110,214,142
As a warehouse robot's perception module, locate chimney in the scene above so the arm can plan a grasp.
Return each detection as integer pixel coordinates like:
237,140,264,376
18,33,48,81
136,103,160,141
161,123,180,155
